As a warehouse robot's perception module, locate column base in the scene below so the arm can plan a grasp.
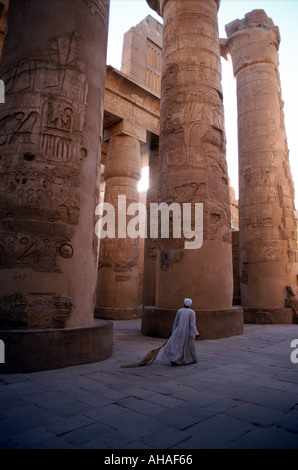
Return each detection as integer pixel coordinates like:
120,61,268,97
141,306,244,340
244,307,298,324
0,319,113,374
95,306,142,320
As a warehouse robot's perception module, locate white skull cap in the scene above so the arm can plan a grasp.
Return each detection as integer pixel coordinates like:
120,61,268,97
184,298,192,307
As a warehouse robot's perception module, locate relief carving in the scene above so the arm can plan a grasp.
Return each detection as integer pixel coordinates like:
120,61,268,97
243,168,277,206
0,111,38,145
0,233,72,272
99,238,139,274
0,164,80,223
164,181,206,204
4,59,36,95
161,91,226,172
241,216,273,230
0,32,88,272
205,201,231,241
160,250,183,271
40,99,73,164
0,293,73,329
244,239,285,263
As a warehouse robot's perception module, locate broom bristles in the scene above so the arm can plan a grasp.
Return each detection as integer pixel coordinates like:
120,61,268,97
121,341,167,368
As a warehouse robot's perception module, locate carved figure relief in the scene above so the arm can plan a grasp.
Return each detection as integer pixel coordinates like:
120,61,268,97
243,168,277,206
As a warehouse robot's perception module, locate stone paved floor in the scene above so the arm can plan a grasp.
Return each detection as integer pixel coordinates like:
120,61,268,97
0,320,298,449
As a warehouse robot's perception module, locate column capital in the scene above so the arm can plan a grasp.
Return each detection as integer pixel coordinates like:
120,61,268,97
226,9,280,45
225,9,280,76
147,0,220,17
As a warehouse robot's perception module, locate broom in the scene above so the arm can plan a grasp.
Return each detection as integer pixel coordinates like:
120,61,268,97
121,340,168,368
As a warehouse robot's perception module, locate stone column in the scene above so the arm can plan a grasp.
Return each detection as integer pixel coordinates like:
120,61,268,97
142,146,159,307
95,133,142,319
142,0,243,339
0,0,113,372
226,10,298,323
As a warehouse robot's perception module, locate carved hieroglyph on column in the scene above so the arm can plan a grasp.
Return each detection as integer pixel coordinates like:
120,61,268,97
0,0,110,328
226,10,298,318
95,134,142,319
146,0,233,310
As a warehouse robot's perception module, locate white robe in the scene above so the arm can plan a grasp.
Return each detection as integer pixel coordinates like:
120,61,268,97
162,307,199,365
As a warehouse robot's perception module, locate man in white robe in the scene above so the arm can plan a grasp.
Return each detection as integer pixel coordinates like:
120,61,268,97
162,298,199,365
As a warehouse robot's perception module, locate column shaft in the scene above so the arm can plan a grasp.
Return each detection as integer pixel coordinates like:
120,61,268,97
226,10,298,321
95,134,142,319
143,0,243,339
0,0,110,329
155,0,232,308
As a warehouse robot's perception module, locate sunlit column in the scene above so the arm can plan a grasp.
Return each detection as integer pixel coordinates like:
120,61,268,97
226,10,297,322
142,0,243,339
142,146,159,307
95,134,142,319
